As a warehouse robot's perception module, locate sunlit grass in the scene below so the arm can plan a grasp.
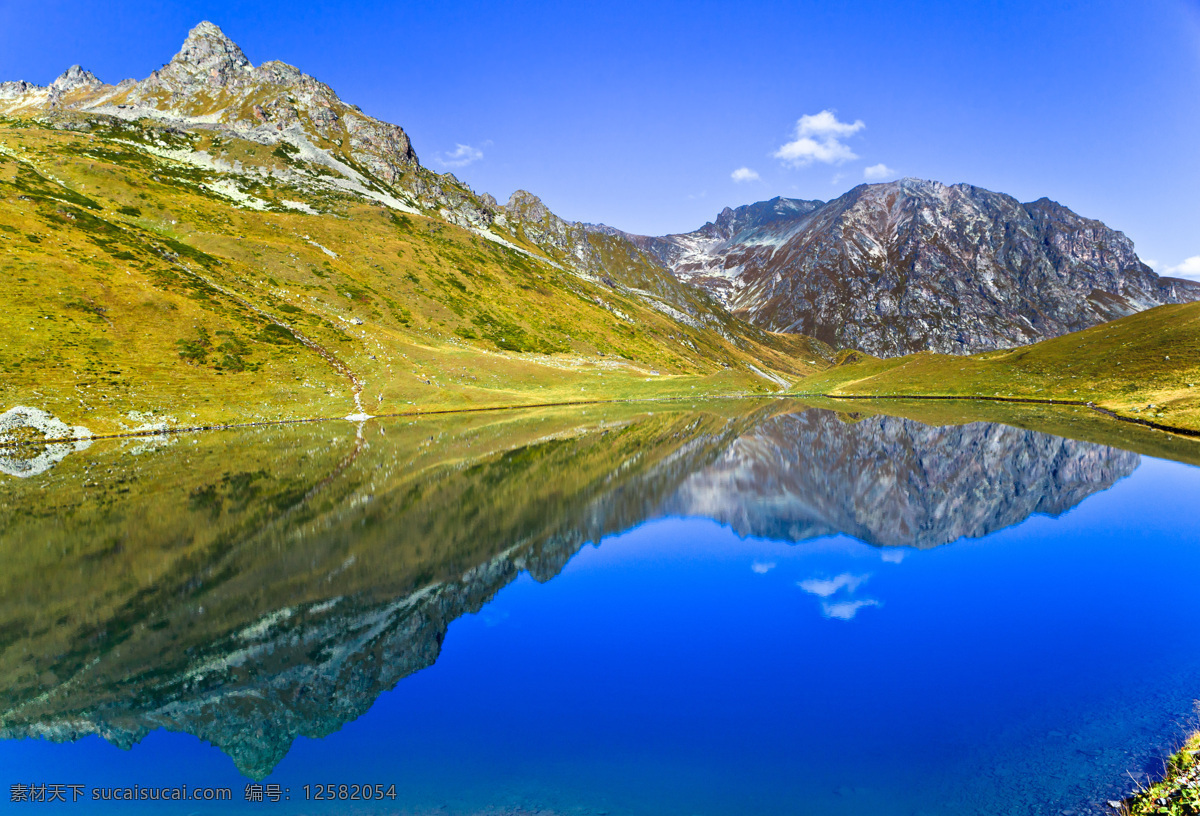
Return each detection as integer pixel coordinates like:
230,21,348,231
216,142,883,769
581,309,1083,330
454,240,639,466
0,117,830,435
793,303,1200,433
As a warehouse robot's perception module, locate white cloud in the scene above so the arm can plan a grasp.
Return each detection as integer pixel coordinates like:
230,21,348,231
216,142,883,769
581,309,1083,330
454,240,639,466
880,549,906,564
774,110,865,168
1143,259,1161,271
798,572,869,598
863,163,895,180
821,599,881,621
794,109,865,138
751,561,776,574
731,167,760,183
436,143,484,168
1165,256,1200,280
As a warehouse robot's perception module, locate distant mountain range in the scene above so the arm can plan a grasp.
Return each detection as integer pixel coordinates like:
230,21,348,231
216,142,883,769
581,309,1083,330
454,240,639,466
599,182,1200,356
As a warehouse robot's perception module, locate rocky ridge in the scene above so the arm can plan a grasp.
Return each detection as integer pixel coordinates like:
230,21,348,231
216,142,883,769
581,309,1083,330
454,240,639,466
5,24,1187,359
501,189,756,332
1,23,419,193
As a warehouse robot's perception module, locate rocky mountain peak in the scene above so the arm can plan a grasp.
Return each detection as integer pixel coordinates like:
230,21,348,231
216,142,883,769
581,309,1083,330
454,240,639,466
0,20,425,195
504,190,551,221
163,21,251,84
707,195,824,238
50,65,101,92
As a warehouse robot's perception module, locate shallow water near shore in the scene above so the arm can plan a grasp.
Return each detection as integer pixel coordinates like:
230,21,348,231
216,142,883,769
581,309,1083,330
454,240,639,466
1,401,1198,815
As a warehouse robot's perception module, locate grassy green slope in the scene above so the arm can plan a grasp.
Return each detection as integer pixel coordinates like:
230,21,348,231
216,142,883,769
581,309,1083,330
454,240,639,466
0,117,830,435
792,302,1200,433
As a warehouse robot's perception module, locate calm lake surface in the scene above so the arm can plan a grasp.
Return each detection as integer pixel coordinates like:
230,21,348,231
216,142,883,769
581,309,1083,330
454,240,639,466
1,401,1198,815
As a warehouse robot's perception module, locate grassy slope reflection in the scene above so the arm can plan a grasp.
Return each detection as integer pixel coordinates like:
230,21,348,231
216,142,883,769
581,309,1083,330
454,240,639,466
0,402,767,778
0,400,1161,780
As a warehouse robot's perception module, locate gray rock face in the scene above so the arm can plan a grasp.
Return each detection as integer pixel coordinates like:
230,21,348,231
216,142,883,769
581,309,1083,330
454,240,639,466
636,196,825,270
504,189,610,271
0,21,418,186
49,65,102,93
155,20,252,86
635,180,1200,355
0,80,34,101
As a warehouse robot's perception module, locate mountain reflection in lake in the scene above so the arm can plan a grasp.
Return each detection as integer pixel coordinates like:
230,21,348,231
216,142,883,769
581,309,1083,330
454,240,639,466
1,401,1197,816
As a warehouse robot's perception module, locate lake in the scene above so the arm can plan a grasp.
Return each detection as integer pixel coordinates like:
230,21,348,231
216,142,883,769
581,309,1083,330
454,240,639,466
1,400,1198,815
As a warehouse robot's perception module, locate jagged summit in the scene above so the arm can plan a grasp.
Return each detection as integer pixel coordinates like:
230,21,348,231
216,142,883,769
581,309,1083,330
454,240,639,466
158,21,252,84
0,21,421,187
504,189,552,219
50,65,101,92
703,196,825,240
182,21,245,56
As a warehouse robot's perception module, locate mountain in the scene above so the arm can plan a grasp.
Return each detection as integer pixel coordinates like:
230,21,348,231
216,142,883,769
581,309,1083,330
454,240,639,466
0,22,829,436
0,22,422,201
3,20,1196,440
620,180,1200,356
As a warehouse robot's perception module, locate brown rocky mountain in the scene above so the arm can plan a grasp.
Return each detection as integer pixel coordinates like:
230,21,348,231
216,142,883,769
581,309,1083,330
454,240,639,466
603,180,1200,356
0,21,822,378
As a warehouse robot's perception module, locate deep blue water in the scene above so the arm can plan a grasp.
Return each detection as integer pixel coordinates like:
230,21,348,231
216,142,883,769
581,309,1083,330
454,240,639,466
1,406,1198,815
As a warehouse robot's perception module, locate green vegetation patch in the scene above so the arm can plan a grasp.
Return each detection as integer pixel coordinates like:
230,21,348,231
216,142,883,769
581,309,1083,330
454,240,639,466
256,323,301,345
6,163,102,210
1121,725,1199,816
472,310,565,354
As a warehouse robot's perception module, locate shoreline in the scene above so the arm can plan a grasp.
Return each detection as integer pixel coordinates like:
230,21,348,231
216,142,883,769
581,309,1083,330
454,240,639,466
5,390,1200,454
0,392,770,451
802,392,1200,440
1119,727,1200,814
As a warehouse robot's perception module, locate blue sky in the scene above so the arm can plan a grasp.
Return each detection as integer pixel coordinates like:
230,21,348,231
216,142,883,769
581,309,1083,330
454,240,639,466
2,0,1198,275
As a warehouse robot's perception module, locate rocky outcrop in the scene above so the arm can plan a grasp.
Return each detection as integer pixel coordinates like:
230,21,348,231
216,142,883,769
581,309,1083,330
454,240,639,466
49,65,102,93
0,80,35,99
634,180,1200,356
0,22,419,188
148,20,252,88
504,189,603,269
499,190,751,331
